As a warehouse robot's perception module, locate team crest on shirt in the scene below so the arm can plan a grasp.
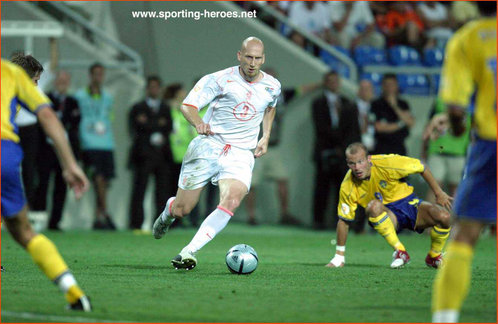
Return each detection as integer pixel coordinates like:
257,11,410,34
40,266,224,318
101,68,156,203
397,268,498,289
379,180,387,189
233,101,256,122
265,87,274,94
341,203,350,215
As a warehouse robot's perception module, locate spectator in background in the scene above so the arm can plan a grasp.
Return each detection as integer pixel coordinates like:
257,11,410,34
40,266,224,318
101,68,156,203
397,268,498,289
75,63,116,230
163,83,202,227
370,74,415,155
288,2,332,42
416,1,453,48
289,30,308,50
311,71,361,230
356,79,376,152
246,67,320,226
379,2,425,49
328,1,385,50
128,76,173,232
32,71,81,231
421,97,470,202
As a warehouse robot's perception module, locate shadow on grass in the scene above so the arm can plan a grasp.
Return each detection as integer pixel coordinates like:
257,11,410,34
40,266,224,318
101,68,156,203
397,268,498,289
297,262,386,269
101,264,171,270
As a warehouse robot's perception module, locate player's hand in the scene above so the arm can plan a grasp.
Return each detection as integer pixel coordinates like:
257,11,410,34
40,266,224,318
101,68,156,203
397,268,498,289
254,137,269,158
62,163,90,200
435,191,453,211
325,254,345,268
195,122,215,136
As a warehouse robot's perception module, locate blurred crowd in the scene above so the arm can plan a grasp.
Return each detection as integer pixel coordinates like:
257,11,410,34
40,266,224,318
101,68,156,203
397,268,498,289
242,1,480,53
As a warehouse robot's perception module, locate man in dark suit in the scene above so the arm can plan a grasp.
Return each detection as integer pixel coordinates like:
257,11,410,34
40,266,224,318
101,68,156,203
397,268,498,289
128,76,173,231
32,71,81,230
311,71,361,230
370,74,415,155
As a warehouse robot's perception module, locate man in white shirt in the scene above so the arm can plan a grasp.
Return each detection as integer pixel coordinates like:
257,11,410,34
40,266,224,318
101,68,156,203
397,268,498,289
152,37,281,270
329,1,385,49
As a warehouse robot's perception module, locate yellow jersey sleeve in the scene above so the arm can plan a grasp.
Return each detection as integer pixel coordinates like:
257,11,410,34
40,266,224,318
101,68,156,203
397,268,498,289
337,172,358,221
439,28,474,108
439,18,497,140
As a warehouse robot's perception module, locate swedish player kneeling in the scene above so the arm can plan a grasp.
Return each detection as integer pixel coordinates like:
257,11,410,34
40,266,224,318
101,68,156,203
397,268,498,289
327,142,452,269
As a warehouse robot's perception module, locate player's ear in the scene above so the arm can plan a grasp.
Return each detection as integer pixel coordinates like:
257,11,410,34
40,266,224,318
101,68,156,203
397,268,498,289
262,54,265,65
237,51,242,62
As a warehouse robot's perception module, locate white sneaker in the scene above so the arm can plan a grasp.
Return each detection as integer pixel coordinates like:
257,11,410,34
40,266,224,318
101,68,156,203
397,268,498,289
152,198,175,239
390,250,411,269
171,248,197,270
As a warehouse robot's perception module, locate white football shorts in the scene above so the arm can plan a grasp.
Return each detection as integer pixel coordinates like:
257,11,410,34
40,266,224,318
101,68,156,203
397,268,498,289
178,136,255,191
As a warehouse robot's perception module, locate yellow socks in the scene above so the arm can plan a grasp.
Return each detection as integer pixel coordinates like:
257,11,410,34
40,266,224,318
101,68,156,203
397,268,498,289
27,234,68,280
429,226,451,257
369,212,406,251
26,234,84,304
432,241,474,320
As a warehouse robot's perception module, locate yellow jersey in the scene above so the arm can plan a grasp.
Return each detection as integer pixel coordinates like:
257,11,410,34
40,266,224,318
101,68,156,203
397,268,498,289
337,154,425,221
439,18,497,140
1,60,51,143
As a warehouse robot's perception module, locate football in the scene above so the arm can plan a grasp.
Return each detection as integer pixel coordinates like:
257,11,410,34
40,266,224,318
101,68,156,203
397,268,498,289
225,244,258,274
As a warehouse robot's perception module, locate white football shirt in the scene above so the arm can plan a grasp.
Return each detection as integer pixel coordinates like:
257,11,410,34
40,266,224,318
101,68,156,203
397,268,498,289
183,66,281,150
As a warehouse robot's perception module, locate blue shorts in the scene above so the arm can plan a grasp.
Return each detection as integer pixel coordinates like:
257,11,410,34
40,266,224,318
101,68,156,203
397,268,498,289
1,140,26,217
454,139,496,223
385,193,423,234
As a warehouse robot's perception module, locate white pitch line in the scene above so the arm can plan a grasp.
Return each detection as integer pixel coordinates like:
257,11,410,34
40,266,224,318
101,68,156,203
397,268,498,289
1,310,133,323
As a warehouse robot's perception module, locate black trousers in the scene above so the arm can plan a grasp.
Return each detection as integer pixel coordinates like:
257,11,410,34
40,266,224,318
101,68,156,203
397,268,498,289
312,161,346,229
32,143,67,229
18,124,42,207
129,157,171,229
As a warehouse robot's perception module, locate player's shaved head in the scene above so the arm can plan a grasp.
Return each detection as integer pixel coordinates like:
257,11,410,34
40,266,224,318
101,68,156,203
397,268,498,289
240,37,264,54
237,37,265,82
346,142,368,156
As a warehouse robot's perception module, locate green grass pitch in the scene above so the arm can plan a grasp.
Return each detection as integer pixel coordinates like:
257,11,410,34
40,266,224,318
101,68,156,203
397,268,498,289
1,224,496,323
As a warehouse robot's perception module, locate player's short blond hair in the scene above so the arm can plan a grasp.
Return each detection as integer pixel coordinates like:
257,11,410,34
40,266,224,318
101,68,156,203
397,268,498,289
346,142,368,156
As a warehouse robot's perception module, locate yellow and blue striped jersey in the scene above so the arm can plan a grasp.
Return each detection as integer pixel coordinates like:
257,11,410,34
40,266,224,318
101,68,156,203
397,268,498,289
337,154,425,221
439,18,497,140
1,60,51,143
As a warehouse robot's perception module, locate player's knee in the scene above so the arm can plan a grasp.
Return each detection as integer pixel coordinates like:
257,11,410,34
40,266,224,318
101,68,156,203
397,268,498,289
366,200,383,216
220,197,241,212
171,204,188,219
436,209,451,228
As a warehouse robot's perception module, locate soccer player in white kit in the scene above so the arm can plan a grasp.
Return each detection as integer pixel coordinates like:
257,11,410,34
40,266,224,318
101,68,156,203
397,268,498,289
152,37,281,270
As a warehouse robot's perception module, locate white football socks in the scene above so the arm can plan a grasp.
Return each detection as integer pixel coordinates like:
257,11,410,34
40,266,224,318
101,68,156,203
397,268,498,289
432,310,459,323
160,197,176,225
184,206,233,254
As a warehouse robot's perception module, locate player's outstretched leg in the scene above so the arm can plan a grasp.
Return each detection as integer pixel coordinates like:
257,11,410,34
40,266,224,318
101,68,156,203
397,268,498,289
5,208,91,311
172,206,233,270
27,235,92,311
153,197,176,239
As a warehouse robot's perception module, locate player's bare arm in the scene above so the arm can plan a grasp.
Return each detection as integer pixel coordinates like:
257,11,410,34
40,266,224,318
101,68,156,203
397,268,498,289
181,104,214,136
420,165,453,211
37,107,89,199
254,106,276,158
326,218,349,268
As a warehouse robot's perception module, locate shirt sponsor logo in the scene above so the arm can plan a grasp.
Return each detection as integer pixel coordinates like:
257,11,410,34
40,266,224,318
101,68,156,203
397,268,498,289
379,180,387,189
